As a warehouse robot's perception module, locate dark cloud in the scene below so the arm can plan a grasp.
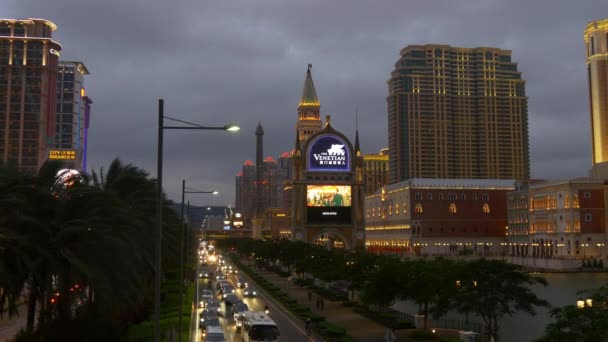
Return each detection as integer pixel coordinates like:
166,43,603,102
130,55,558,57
5,0,607,205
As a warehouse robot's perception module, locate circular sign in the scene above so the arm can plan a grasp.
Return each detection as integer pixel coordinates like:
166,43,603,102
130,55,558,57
307,134,350,172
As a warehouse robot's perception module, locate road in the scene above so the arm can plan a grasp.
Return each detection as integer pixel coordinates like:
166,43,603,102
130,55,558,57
192,256,316,341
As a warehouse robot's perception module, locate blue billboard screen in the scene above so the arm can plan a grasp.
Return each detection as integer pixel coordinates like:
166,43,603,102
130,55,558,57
307,134,350,172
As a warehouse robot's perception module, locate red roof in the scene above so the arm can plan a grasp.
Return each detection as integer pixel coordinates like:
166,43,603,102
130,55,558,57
264,156,275,162
236,171,243,177
243,160,253,166
280,151,290,158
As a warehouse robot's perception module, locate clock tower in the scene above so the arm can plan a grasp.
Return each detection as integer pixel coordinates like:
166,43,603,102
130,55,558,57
296,64,322,142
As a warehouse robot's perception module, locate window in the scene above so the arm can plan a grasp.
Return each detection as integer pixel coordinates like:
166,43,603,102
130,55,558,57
427,193,432,200
388,205,392,216
395,203,399,215
449,203,457,214
439,193,444,200
447,193,457,201
482,193,489,201
483,203,490,214
461,193,466,200
403,203,407,214
415,204,423,214
585,213,592,222
372,208,375,217
415,193,422,200
366,209,370,219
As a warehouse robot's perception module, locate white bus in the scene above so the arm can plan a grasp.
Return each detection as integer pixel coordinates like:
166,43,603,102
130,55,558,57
239,311,280,342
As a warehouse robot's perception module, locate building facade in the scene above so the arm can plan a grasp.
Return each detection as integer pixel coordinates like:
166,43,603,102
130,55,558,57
291,117,366,249
55,61,90,171
506,178,608,260
586,18,608,177
0,18,61,174
387,45,529,183
363,148,389,196
365,179,515,256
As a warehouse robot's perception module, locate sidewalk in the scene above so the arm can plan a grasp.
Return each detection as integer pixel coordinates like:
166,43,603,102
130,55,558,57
244,261,387,342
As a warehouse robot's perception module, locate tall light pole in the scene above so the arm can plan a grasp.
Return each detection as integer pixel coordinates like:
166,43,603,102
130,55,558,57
155,99,239,342
179,180,218,342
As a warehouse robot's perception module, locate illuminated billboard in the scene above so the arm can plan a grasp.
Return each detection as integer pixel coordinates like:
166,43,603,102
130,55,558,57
306,185,352,224
307,134,350,172
306,185,351,207
49,149,76,160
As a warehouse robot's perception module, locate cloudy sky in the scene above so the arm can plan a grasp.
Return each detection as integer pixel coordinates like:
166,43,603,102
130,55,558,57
5,0,607,206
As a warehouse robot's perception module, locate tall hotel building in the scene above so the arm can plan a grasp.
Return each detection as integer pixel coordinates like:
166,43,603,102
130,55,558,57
586,18,608,177
56,61,91,171
387,45,529,183
0,18,61,174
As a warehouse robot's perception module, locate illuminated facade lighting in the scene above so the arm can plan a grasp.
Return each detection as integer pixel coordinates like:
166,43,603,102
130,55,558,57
586,18,608,176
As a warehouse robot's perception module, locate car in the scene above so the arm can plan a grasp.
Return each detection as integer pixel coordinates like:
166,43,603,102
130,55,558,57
233,302,249,321
200,289,213,301
199,311,220,330
206,301,221,316
202,325,226,341
243,287,257,297
235,277,247,288
219,285,235,298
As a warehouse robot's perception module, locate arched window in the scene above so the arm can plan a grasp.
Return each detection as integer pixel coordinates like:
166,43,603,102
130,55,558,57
388,205,392,216
366,209,370,219
449,203,457,214
483,203,490,214
372,208,375,217
403,202,407,214
395,203,399,215
415,204,423,214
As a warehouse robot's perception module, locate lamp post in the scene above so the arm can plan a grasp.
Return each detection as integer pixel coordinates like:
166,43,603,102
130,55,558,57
178,180,218,342
155,99,238,342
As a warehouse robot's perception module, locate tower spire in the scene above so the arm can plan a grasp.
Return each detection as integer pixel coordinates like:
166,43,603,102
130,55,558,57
299,64,320,107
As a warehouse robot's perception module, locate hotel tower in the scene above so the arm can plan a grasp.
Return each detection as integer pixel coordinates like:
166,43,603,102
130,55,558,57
0,18,61,174
387,45,529,183
586,18,608,177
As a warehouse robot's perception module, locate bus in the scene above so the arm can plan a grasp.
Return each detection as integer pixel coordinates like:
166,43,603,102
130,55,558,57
239,311,280,342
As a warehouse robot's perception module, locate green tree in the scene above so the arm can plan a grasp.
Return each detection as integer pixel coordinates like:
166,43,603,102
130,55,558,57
453,259,550,342
535,285,608,342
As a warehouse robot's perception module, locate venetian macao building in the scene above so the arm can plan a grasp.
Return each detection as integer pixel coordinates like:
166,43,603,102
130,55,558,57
507,179,608,261
365,179,514,256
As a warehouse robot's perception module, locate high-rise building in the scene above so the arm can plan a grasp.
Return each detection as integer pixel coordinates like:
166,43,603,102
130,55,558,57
363,148,389,196
387,45,529,183
296,64,322,142
55,61,91,171
0,18,61,174
235,160,255,224
586,18,608,177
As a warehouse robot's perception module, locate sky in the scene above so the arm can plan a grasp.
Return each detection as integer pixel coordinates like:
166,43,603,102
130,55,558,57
4,0,607,207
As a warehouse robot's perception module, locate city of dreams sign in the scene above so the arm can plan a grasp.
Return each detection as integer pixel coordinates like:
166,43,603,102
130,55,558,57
307,134,351,172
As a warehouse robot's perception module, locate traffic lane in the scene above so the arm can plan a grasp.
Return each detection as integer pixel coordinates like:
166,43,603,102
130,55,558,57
228,266,315,341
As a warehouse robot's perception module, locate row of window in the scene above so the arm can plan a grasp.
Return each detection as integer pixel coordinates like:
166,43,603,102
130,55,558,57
414,192,490,201
367,202,490,218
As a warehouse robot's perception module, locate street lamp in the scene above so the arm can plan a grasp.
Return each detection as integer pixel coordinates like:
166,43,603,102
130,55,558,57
178,180,218,342
155,99,238,342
